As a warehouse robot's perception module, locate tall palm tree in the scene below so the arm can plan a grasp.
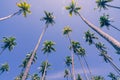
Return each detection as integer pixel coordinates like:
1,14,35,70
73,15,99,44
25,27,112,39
84,30,98,45
63,26,76,80
76,74,82,80
71,41,90,80
40,40,55,80
64,56,72,79
64,69,70,80
100,51,120,75
108,72,118,80
39,61,51,80
22,11,55,80
0,63,9,75
0,1,31,21
65,0,120,53
0,36,16,55
99,14,120,31
19,52,37,72
31,73,40,80
95,0,120,10
93,76,104,80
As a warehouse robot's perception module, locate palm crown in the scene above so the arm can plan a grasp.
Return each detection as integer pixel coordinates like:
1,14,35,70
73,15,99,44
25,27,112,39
1,37,16,53
96,0,113,10
0,63,9,74
63,26,72,35
41,11,55,26
42,41,56,54
65,0,81,16
17,1,31,17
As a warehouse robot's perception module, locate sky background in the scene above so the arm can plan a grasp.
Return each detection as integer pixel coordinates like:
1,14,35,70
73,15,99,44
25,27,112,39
0,0,120,80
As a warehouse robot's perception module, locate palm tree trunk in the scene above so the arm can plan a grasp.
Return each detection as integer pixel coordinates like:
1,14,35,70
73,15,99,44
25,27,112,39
105,4,120,9
41,60,48,80
22,25,48,80
110,24,120,32
77,56,89,80
0,49,5,55
67,34,76,80
77,13,120,52
83,56,94,80
0,10,22,21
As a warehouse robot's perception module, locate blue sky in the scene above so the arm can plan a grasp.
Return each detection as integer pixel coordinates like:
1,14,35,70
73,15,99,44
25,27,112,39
0,0,120,80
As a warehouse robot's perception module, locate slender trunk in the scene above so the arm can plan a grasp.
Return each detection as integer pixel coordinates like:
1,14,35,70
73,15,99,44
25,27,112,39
41,60,48,80
0,10,22,21
83,56,94,80
67,34,76,80
77,56,89,80
103,53,120,75
106,4,120,9
22,25,48,80
110,24,120,32
0,49,5,55
77,13,120,52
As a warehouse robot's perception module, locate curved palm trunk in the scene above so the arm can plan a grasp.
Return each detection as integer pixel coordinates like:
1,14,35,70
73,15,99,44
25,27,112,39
83,56,94,80
22,25,48,80
110,24,120,32
41,60,48,80
77,56,89,80
77,13,120,52
0,49,5,55
0,10,22,21
105,4,120,9
67,35,76,80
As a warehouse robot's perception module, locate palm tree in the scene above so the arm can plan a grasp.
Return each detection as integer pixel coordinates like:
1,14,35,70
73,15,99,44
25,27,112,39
71,41,90,80
99,14,120,31
0,1,31,21
0,63,9,75
93,76,104,80
76,74,82,80
19,52,37,72
40,40,55,80
39,61,51,80
100,51,120,75
84,30,98,45
31,73,40,80
95,0,120,10
22,11,55,80
65,56,73,79
0,36,16,55
63,26,76,80
65,0,120,53
108,72,118,80
64,69,70,80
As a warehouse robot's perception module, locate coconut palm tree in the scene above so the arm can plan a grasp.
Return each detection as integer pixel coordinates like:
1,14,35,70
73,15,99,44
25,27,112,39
64,69,70,80
0,1,31,21
31,73,40,80
19,52,37,72
84,30,98,45
39,61,51,80
76,74,82,80
100,50,120,75
63,26,76,80
99,14,120,31
0,36,16,55
65,0,120,53
40,40,55,80
71,41,90,80
108,72,118,80
0,63,9,75
22,11,55,80
93,76,104,80
95,0,120,10
65,56,73,79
